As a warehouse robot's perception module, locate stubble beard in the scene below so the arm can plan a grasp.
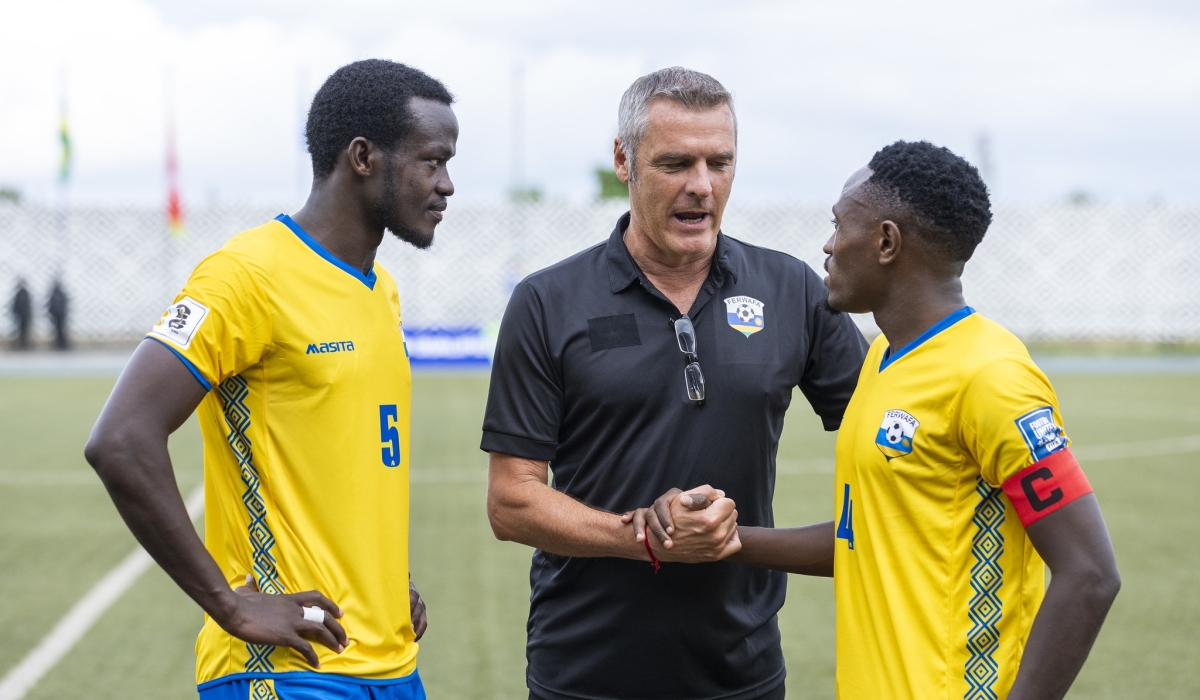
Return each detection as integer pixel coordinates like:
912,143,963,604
375,162,435,251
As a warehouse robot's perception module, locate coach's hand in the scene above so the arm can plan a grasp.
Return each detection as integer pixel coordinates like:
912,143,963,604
623,486,715,548
410,578,427,641
622,485,740,563
221,574,348,668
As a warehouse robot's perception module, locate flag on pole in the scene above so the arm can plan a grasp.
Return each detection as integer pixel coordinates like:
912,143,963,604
166,112,184,238
58,107,71,183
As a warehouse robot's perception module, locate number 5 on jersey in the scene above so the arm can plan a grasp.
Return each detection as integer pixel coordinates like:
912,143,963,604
379,404,401,467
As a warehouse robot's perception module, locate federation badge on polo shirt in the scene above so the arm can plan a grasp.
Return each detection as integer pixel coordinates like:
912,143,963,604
724,296,765,337
876,409,919,460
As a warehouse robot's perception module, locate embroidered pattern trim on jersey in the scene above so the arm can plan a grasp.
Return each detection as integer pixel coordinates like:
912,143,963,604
249,678,278,700
219,375,285,673
965,478,1005,700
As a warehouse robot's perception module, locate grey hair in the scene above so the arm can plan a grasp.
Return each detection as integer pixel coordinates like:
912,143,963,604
616,67,736,184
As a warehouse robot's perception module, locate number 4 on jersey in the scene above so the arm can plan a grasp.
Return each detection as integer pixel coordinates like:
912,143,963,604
837,483,855,550
379,404,401,467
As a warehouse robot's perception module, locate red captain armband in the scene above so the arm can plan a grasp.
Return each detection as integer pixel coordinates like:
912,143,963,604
1001,449,1093,527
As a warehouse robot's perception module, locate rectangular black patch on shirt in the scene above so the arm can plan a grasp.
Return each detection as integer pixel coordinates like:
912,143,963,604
588,314,641,352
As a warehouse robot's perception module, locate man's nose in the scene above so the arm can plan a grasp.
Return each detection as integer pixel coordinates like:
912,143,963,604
437,171,455,197
822,232,835,255
684,163,714,200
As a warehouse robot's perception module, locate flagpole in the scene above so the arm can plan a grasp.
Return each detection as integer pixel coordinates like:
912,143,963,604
56,67,70,281
165,67,183,239
162,66,183,313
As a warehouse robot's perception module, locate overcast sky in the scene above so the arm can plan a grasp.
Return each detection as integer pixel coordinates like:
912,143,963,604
1,0,1198,209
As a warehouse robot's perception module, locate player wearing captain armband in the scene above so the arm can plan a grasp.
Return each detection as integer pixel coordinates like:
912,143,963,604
86,60,457,700
631,141,1120,700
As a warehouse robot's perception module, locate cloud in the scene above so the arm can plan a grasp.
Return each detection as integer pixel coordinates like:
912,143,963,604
0,0,1196,207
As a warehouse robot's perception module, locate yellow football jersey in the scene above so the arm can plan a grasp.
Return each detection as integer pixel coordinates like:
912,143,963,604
833,307,1073,700
147,215,416,689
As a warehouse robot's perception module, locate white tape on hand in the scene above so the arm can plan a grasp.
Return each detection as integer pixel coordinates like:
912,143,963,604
302,606,325,623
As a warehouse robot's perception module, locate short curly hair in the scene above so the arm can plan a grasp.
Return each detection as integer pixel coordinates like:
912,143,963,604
306,59,454,180
864,140,992,263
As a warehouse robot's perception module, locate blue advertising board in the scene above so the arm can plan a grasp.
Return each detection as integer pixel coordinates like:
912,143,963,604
404,326,495,368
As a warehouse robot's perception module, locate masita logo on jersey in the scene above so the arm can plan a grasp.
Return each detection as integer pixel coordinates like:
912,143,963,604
306,340,355,354
876,409,919,460
149,296,209,350
724,296,765,337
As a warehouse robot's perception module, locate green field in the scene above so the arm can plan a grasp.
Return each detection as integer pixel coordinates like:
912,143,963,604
0,372,1198,698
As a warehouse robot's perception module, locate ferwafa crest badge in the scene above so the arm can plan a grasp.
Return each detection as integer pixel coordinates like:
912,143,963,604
876,409,919,460
724,296,765,337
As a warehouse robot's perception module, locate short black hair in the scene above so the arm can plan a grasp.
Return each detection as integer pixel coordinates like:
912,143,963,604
306,59,454,180
865,140,992,263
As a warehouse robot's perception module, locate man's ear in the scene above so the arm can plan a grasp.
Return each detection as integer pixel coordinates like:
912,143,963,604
346,137,374,178
878,220,902,266
613,139,631,184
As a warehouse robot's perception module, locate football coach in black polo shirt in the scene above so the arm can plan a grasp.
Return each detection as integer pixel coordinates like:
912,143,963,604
483,67,869,700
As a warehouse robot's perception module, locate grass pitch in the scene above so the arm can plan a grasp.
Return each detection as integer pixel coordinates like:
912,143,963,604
0,372,1197,698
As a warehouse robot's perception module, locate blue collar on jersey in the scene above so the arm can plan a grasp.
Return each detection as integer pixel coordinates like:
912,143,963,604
879,305,976,372
276,213,378,290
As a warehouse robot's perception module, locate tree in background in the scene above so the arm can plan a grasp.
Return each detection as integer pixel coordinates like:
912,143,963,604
1066,190,1095,206
596,168,628,201
508,186,544,203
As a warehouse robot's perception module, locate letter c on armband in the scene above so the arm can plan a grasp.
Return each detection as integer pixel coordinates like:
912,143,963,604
1001,450,1093,527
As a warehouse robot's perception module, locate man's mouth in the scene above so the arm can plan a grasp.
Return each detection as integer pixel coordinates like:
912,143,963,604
429,203,447,221
673,212,709,225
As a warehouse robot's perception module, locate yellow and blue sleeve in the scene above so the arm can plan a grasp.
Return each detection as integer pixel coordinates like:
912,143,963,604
146,251,272,390
957,358,1069,488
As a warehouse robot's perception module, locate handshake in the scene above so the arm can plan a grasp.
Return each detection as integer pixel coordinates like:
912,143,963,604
620,486,742,564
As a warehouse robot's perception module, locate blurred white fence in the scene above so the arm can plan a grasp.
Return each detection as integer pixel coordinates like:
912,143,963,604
1,201,1198,342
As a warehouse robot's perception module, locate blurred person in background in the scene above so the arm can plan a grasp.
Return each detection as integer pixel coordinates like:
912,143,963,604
634,141,1121,700
10,277,32,349
85,59,457,700
484,67,868,700
48,278,68,350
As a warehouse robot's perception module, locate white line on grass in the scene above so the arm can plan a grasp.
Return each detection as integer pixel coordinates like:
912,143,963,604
0,485,204,700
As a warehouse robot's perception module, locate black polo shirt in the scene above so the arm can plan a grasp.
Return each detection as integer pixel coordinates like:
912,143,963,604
481,213,868,700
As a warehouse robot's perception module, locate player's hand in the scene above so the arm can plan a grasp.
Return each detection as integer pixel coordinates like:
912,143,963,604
622,486,719,548
621,485,740,563
409,579,427,641
221,574,348,668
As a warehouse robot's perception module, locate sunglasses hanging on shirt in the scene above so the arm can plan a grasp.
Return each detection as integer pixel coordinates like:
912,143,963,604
673,315,706,406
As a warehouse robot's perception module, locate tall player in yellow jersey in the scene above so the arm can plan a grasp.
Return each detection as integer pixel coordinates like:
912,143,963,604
632,142,1121,699
85,60,457,700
